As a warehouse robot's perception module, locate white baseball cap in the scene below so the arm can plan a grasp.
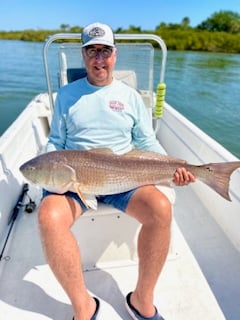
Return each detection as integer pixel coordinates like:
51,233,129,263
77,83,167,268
81,22,115,47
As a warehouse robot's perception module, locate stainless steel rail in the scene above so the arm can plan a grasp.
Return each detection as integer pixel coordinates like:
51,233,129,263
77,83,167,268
43,33,167,112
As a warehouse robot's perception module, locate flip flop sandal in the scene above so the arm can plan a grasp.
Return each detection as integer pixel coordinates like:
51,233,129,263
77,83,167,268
125,292,165,320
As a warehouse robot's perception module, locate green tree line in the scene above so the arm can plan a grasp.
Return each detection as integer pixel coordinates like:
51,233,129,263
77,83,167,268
1,10,240,53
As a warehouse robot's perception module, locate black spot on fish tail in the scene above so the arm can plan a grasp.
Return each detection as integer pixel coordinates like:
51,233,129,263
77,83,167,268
198,161,240,201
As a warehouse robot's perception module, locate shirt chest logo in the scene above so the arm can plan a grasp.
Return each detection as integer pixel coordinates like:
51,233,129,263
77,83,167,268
109,100,125,112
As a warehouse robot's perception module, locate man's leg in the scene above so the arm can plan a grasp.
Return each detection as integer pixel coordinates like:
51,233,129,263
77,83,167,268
126,185,172,318
38,194,96,320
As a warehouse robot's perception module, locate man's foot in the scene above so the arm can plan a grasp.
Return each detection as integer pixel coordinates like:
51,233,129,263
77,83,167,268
125,292,165,320
73,297,100,320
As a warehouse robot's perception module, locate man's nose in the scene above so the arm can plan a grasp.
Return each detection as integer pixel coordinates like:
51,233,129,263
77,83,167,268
95,52,104,61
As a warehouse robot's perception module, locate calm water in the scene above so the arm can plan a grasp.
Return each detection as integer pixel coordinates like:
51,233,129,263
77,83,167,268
0,40,240,158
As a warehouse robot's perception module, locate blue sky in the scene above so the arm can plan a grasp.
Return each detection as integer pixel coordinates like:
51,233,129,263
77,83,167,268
1,0,239,31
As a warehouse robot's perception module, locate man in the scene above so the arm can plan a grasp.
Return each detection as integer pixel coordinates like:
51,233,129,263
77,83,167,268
39,22,195,320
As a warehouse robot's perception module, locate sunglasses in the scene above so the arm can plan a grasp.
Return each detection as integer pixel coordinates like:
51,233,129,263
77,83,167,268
84,46,114,58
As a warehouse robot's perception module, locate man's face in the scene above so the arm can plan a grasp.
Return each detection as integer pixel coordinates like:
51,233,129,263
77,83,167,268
82,44,117,86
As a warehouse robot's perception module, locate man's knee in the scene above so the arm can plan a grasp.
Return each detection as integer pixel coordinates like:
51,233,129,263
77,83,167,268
148,191,172,227
38,195,80,231
126,186,172,227
38,197,60,232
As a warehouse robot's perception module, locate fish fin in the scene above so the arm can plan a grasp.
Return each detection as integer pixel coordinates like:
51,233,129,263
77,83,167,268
76,186,89,208
124,149,186,163
197,161,240,201
124,149,158,159
88,148,114,154
76,186,98,210
159,181,172,187
84,194,98,210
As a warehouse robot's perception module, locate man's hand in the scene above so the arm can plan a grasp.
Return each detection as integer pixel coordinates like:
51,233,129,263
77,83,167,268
172,167,196,186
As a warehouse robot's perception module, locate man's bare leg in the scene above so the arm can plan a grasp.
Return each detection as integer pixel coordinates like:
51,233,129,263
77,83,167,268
126,185,172,317
38,194,96,320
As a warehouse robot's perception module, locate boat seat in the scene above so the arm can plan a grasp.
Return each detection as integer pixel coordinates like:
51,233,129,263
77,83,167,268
66,68,137,89
65,67,153,107
72,185,176,271
67,67,87,83
58,43,154,107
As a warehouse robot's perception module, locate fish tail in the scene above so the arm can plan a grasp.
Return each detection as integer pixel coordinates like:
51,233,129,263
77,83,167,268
197,161,240,201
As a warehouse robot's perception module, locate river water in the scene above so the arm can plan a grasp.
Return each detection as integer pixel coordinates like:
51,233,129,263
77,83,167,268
0,40,239,158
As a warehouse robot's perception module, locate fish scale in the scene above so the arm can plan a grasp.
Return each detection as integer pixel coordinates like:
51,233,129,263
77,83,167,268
68,152,177,194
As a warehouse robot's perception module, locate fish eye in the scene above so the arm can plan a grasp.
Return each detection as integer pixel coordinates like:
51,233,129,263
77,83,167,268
26,166,36,172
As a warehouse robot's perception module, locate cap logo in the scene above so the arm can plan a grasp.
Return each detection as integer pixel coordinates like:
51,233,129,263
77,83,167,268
88,27,105,38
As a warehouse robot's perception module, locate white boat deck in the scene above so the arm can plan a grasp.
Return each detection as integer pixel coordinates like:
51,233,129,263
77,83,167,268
1,184,239,320
1,34,240,320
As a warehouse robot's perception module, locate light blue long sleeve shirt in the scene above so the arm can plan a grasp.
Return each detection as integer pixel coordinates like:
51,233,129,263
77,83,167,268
46,77,165,155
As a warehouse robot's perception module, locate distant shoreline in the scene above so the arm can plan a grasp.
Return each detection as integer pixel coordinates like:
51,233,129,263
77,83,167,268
0,28,240,53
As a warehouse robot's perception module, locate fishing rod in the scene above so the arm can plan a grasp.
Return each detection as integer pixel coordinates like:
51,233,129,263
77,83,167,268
0,183,36,261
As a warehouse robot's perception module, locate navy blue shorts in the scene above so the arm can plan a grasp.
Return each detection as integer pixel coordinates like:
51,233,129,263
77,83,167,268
42,188,137,213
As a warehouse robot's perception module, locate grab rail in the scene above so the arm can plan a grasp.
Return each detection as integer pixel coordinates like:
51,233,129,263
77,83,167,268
43,33,167,112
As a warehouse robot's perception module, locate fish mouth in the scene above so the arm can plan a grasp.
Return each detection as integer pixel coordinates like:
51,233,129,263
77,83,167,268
19,162,28,174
